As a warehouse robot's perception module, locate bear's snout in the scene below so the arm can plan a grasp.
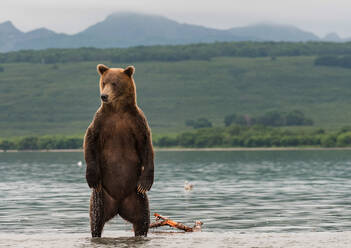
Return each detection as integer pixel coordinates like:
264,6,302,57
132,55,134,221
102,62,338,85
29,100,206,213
101,94,108,102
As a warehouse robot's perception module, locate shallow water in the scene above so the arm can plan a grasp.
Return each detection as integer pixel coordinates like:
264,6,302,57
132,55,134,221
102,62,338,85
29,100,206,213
1,150,351,247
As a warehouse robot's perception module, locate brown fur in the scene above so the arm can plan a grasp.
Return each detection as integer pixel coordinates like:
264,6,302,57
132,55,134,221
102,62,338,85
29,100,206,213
84,64,154,237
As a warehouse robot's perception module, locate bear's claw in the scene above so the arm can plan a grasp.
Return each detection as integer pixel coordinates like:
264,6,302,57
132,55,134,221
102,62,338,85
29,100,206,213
137,184,148,194
88,180,100,189
137,176,153,193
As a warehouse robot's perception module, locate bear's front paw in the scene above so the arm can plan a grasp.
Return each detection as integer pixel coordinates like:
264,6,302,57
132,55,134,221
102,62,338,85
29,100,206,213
86,168,101,189
137,175,153,194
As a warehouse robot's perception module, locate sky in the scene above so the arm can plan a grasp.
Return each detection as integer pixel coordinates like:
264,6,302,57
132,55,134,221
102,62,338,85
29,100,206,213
1,0,351,38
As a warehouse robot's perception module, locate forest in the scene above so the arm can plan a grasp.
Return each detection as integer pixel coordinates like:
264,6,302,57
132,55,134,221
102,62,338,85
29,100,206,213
315,55,351,68
2,41,351,64
2,125,351,150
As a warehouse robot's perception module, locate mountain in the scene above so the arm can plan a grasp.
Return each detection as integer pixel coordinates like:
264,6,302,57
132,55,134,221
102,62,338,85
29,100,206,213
14,28,69,50
228,23,319,42
0,21,24,51
69,12,250,48
322,32,351,42
323,32,342,42
0,13,250,52
0,21,22,37
0,13,341,52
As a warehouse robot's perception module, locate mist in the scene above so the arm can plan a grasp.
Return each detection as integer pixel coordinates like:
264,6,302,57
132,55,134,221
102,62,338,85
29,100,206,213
1,0,351,38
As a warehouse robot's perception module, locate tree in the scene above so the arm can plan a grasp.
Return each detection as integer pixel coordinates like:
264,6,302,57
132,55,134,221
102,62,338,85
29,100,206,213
286,110,304,125
257,111,285,126
177,132,196,147
185,120,195,127
227,125,243,136
17,137,39,150
315,56,340,66
338,126,351,134
224,114,236,127
280,136,299,146
337,132,351,147
0,140,15,150
234,115,250,126
285,110,313,126
194,133,223,147
38,137,57,149
186,118,212,129
157,136,178,147
193,118,212,129
315,55,351,69
321,135,337,147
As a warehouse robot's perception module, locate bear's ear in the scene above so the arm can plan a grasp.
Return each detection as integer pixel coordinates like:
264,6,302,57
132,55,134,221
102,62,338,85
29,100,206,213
124,66,135,77
97,64,109,75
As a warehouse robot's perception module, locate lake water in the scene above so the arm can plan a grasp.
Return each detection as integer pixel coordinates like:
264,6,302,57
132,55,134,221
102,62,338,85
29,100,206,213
1,150,351,247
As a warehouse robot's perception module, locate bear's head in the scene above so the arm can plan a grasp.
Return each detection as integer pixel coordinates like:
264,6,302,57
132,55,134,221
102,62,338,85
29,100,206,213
97,64,136,107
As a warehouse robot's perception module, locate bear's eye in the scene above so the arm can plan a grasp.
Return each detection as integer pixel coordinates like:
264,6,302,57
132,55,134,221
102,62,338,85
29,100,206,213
102,81,106,87
111,82,117,87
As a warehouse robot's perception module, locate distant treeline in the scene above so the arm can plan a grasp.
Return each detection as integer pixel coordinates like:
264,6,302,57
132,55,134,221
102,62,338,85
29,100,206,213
156,126,351,148
315,55,351,68
185,110,313,130
224,110,313,127
0,136,82,151
2,42,351,64
2,126,351,150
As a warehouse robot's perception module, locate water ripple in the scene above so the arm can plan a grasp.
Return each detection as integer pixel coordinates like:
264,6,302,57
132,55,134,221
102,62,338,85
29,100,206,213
1,150,351,237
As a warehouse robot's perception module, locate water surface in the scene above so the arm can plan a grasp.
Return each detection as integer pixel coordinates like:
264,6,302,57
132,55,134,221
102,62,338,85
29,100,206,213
1,150,351,247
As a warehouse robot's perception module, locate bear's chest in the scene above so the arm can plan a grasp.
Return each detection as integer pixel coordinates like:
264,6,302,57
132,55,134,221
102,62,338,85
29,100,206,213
99,116,133,143
98,115,138,164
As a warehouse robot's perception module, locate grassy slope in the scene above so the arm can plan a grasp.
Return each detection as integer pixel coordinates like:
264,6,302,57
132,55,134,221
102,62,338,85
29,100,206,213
1,56,351,137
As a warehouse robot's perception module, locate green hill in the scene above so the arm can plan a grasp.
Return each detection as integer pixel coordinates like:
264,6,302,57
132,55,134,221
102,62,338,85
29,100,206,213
2,46,351,137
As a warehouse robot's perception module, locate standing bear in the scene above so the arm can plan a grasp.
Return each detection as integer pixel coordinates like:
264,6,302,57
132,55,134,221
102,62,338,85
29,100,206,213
84,64,154,237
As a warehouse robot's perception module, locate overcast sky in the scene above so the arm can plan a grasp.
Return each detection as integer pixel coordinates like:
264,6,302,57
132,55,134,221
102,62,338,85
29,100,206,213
1,0,351,38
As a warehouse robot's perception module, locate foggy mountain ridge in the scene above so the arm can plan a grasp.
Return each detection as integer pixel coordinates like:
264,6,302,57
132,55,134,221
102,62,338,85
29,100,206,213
0,12,348,52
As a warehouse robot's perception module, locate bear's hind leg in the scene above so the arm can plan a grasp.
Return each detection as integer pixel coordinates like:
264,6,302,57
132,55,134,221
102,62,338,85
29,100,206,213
90,187,118,237
119,192,150,237
90,188,104,237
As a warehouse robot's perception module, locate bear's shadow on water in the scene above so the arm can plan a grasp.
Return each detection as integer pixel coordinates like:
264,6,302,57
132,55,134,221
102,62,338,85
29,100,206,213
86,232,185,247
87,236,153,248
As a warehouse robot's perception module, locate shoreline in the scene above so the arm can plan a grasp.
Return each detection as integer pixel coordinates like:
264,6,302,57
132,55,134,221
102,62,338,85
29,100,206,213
2,147,351,152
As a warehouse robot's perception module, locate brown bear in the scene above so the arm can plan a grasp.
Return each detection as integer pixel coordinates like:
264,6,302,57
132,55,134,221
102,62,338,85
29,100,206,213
84,64,154,238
